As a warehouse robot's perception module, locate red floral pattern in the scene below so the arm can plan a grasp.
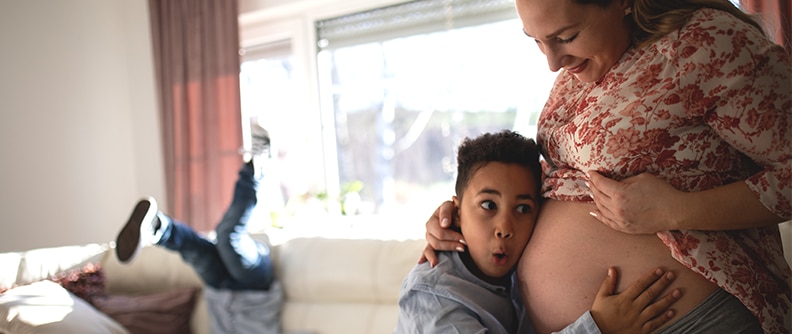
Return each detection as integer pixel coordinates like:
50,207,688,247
537,8,791,333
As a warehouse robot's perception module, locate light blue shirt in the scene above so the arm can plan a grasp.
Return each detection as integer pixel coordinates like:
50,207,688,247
395,252,601,334
204,281,283,334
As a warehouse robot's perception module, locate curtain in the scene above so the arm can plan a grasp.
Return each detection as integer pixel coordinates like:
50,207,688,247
741,0,792,54
148,0,243,232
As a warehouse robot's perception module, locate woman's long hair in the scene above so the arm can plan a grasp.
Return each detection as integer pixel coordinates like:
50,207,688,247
577,0,765,47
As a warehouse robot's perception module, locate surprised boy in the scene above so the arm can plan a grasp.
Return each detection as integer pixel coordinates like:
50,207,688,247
395,130,680,334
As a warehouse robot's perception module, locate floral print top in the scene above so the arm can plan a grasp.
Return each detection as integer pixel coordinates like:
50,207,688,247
537,8,791,333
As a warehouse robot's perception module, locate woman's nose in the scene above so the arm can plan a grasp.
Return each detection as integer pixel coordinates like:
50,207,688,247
544,45,564,72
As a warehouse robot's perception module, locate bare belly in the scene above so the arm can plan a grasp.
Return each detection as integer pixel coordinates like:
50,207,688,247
519,199,718,333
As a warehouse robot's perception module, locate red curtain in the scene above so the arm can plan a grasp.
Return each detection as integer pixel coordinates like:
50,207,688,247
148,0,243,232
741,0,792,54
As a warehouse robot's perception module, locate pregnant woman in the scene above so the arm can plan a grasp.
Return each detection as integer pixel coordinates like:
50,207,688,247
422,0,791,333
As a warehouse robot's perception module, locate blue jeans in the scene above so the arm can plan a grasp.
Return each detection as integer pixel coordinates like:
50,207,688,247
154,162,274,291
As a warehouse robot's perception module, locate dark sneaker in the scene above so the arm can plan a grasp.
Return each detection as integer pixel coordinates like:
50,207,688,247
115,197,158,263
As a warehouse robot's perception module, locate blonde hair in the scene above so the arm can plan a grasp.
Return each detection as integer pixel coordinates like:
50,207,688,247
630,0,765,47
575,0,765,48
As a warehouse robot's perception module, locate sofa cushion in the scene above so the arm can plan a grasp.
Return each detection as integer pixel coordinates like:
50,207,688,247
101,245,202,295
276,238,424,334
92,287,199,334
276,238,422,303
100,244,208,334
0,280,128,334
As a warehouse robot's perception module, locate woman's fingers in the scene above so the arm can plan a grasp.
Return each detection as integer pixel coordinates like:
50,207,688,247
425,230,466,252
437,200,455,228
420,200,465,266
419,244,438,266
425,201,465,249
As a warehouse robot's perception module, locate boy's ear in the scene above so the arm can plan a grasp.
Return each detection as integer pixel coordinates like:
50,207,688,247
451,196,461,227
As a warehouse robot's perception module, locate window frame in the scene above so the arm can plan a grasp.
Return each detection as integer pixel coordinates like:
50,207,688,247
239,1,406,211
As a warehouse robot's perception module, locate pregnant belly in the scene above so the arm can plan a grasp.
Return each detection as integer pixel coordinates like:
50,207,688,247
518,199,718,333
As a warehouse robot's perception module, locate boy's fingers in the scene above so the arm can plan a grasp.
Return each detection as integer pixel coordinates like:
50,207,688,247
640,310,676,333
639,291,680,332
633,271,676,308
641,289,681,318
595,267,618,298
621,267,663,301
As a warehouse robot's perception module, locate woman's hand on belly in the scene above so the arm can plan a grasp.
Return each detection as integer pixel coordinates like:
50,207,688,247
586,171,682,234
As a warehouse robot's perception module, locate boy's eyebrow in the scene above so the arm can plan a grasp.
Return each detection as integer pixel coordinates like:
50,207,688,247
479,189,537,200
523,24,577,39
516,194,536,200
479,188,500,195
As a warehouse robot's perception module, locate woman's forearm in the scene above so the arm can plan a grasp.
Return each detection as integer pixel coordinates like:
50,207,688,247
677,181,787,231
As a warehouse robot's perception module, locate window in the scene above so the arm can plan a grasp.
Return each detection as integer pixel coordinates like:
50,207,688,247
239,38,329,229
315,0,557,217
239,0,558,230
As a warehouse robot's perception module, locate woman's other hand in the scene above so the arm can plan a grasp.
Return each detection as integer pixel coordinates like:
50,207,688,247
586,171,683,234
418,200,466,267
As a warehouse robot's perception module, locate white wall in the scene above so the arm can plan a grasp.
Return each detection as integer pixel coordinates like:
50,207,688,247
0,0,164,252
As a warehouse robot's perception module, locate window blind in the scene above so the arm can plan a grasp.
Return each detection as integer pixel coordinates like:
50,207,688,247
315,0,517,50
241,39,292,62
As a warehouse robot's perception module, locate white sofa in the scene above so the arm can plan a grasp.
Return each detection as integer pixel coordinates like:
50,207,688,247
0,233,425,334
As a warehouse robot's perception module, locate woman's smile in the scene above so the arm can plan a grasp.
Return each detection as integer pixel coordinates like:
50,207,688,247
566,59,589,74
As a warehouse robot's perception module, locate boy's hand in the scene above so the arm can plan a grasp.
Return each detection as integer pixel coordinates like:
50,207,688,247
591,267,682,334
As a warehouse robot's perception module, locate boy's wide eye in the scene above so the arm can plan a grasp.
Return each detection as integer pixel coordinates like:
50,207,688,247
516,204,532,214
480,200,496,210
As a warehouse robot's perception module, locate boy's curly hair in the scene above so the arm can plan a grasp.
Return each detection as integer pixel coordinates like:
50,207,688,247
454,130,541,199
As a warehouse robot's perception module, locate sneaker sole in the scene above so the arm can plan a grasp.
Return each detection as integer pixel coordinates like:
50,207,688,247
115,198,156,263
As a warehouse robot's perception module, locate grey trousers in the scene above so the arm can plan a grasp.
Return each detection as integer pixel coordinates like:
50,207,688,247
657,288,762,334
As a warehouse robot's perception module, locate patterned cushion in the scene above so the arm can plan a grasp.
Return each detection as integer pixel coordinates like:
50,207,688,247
92,288,199,334
0,280,128,334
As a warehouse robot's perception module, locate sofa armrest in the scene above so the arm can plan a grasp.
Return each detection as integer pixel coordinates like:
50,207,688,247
0,243,109,291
